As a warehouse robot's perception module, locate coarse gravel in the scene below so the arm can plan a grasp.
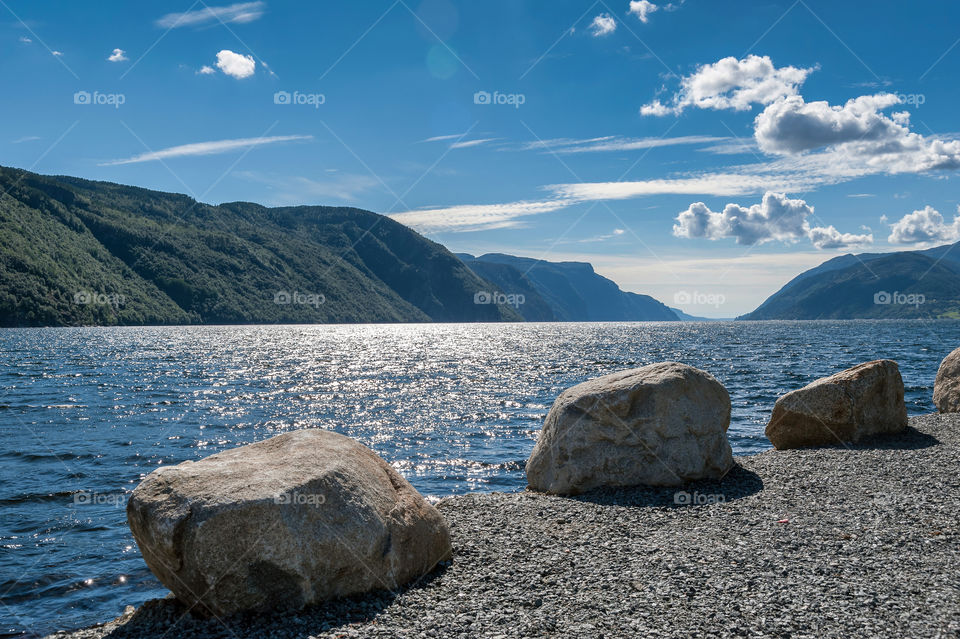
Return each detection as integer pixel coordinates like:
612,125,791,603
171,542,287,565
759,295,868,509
47,414,960,639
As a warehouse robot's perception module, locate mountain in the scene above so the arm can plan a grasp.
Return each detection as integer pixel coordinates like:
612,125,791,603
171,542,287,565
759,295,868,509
457,253,678,321
0,166,521,326
739,245,960,320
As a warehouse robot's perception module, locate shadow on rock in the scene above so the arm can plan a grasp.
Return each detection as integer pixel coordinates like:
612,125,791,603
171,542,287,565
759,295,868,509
571,463,763,508
104,563,450,639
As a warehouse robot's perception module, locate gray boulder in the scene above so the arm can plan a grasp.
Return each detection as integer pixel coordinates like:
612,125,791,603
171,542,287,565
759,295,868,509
934,347,960,413
526,362,733,495
766,359,907,450
127,429,451,617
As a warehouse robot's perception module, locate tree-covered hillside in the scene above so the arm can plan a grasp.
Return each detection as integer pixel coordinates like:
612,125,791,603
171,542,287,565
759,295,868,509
0,166,519,326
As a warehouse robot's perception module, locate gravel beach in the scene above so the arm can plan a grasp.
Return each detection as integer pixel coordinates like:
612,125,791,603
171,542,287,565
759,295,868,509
48,414,960,639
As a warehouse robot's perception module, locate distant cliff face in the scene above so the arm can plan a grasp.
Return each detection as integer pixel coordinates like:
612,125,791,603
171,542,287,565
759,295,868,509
0,166,521,326
739,246,960,320
458,253,679,322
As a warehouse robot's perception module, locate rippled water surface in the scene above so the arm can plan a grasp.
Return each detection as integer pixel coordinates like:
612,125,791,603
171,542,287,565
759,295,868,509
2,320,958,636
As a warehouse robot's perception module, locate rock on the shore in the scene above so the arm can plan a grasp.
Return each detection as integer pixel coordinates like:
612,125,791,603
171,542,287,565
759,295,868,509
766,359,907,450
526,362,734,495
934,346,960,413
126,429,452,618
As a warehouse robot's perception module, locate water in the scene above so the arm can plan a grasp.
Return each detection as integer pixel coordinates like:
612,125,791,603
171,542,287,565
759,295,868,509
1,320,957,636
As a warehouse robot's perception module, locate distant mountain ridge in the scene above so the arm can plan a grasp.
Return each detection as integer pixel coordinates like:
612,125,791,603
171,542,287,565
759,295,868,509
0,166,521,326
739,242,960,320
457,253,679,322
0,166,680,327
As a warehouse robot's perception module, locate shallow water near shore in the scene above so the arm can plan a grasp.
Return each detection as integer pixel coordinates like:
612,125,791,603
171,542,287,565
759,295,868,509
2,319,959,637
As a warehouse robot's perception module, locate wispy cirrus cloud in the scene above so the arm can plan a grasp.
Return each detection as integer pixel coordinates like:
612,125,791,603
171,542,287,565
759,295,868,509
100,135,312,166
390,199,575,233
234,170,384,204
516,135,729,154
156,1,265,29
449,138,498,149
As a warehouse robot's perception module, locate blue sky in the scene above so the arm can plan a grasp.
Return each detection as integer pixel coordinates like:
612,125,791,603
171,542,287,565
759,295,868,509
3,0,960,316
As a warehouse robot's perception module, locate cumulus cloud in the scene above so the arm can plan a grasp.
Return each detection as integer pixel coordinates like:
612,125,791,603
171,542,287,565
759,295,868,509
197,65,216,75
628,1,658,22
754,93,960,172
755,93,905,153
589,14,617,36
888,206,960,245
807,225,874,250
641,55,815,116
215,50,256,79
673,191,872,249
156,1,265,28
107,48,127,62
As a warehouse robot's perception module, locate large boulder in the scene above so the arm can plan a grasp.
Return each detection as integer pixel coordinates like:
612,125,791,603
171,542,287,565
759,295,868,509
765,360,907,450
934,347,960,413
526,362,733,495
127,429,451,617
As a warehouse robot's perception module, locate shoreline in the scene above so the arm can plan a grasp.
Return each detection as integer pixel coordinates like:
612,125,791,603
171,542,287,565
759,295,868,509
7,318,960,330
47,414,960,638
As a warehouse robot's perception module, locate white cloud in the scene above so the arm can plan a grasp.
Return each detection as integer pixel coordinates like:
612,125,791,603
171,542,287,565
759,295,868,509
156,1,265,28
641,55,815,116
628,1,659,22
215,50,256,79
754,93,960,172
807,225,873,250
107,48,127,62
234,171,383,203
423,133,470,143
449,138,497,149
888,205,960,245
389,199,574,233
549,173,814,201
19,36,31,43
517,135,728,154
11,135,41,144
673,191,872,249
51,50,62,56
589,14,617,36
99,135,312,166
197,65,216,75
755,93,904,154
